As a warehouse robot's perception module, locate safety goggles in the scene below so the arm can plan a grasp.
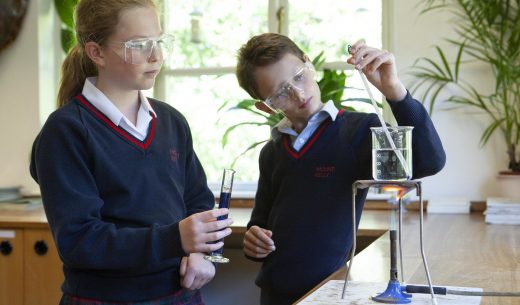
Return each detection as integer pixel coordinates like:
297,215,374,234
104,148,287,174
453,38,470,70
264,61,316,111
109,34,175,65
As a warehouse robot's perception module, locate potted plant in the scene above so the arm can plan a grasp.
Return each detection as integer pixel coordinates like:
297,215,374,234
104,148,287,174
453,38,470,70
411,0,520,180
220,52,372,166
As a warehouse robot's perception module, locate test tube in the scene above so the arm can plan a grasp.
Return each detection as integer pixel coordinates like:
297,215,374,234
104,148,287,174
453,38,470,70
204,168,236,263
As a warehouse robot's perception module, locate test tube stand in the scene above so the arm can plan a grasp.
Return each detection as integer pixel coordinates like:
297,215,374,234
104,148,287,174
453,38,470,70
341,180,437,304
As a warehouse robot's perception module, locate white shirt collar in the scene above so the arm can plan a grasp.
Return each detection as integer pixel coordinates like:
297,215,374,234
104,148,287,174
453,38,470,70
316,100,339,121
82,77,157,140
271,100,339,140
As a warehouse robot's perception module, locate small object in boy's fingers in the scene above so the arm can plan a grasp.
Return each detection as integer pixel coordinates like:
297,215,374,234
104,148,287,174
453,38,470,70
347,44,354,55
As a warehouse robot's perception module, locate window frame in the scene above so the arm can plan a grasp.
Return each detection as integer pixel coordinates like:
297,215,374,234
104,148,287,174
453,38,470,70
154,0,393,195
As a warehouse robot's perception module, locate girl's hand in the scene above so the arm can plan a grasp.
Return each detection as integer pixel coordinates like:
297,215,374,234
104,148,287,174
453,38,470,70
243,225,276,258
347,40,407,101
179,253,216,290
179,208,233,253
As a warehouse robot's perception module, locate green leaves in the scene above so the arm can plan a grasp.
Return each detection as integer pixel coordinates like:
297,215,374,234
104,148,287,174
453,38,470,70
410,45,461,114
60,28,77,54
54,0,77,29
412,0,520,172
319,69,347,103
54,0,79,54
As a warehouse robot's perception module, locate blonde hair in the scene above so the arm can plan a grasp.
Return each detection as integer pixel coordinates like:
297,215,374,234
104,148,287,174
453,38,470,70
57,0,157,107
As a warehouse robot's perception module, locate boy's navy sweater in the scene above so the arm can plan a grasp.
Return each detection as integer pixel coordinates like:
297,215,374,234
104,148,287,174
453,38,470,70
30,95,214,302
248,92,446,298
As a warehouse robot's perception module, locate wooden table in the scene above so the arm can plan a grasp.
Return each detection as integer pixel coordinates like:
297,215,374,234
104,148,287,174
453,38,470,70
296,212,520,305
2,207,518,305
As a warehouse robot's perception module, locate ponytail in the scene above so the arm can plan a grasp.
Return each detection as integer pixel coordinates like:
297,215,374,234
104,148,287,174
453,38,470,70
57,0,158,107
57,44,97,107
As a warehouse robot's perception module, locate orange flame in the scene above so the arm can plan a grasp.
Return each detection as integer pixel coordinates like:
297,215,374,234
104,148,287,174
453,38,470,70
381,185,413,200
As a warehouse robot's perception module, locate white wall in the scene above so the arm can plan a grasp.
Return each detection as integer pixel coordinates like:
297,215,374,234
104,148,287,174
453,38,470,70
391,0,507,201
0,0,507,201
0,0,60,194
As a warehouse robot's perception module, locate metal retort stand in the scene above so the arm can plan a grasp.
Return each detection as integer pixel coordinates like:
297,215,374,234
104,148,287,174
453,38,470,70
341,180,437,305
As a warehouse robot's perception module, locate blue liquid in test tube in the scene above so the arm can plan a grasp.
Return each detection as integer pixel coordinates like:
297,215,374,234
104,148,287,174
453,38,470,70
216,192,231,221
204,169,235,263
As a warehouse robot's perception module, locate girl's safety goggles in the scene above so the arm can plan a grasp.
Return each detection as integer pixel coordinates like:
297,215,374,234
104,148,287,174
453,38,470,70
109,34,175,65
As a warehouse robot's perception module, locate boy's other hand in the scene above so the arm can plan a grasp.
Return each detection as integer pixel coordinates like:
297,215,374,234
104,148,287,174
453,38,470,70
243,225,276,258
179,208,233,254
179,253,216,290
347,40,407,102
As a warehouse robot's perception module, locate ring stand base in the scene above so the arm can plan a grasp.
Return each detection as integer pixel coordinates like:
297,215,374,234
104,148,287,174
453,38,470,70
371,280,412,304
204,254,229,264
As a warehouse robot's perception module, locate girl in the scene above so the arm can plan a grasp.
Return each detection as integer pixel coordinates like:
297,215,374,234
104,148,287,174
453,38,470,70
30,0,231,304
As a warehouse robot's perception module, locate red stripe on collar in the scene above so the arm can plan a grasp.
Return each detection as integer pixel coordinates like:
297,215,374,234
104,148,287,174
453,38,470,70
283,117,332,159
75,94,156,150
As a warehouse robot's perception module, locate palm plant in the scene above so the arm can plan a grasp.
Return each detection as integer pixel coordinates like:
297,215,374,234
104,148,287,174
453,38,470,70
411,0,520,172
220,52,372,166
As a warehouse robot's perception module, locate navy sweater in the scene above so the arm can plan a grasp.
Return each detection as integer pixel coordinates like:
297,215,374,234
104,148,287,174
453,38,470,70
248,92,446,298
30,95,214,301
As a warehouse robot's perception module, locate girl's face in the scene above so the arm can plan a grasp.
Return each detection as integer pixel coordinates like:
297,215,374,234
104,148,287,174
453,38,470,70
99,6,163,91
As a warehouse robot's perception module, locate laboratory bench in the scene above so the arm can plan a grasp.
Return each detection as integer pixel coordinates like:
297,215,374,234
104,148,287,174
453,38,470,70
0,207,62,305
0,205,383,305
1,203,518,305
295,212,520,305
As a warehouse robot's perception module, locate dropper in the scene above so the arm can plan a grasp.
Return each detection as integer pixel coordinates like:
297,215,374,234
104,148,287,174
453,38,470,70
348,45,411,178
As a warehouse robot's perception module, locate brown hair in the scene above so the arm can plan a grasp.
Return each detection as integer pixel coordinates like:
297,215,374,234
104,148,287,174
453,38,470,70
57,0,157,107
236,33,305,100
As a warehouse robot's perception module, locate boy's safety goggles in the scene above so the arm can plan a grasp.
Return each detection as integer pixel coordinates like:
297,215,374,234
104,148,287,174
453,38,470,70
264,61,316,111
109,34,175,65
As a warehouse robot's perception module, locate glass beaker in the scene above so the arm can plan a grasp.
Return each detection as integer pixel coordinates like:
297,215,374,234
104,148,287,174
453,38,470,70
371,126,413,181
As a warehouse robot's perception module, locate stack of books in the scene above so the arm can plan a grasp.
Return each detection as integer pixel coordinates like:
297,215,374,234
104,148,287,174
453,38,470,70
485,197,520,225
0,198,43,211
427,197,470,214
0,186,43,211
0,186,21,202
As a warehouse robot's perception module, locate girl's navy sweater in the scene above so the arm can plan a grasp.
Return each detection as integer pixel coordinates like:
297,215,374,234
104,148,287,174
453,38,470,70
248,92,446,298
30,95,214,301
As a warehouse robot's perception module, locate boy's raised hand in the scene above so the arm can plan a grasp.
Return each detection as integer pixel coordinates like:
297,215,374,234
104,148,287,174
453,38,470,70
179,208,233,253
243,225,276,258
347,40,407,102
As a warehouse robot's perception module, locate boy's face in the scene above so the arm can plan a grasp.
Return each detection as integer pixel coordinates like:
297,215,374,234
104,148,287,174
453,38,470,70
255,54,322,123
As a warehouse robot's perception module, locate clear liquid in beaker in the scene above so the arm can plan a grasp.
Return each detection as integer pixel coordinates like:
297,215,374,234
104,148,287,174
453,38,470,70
372,148,412,181
371,126,413,181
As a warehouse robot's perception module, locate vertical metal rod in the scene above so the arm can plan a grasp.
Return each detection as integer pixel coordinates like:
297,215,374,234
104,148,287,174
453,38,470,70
341,184,358,299
398,197,405,283
390,230,398,280
418,183,437,304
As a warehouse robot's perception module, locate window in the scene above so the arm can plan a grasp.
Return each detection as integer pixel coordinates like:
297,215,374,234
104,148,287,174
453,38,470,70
156,0,385,187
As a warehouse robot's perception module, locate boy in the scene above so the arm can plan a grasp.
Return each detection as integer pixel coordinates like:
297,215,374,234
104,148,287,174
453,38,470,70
236,33,446,305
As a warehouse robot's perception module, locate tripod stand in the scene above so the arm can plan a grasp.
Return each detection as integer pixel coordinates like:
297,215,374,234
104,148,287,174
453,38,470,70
341,180,437,304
